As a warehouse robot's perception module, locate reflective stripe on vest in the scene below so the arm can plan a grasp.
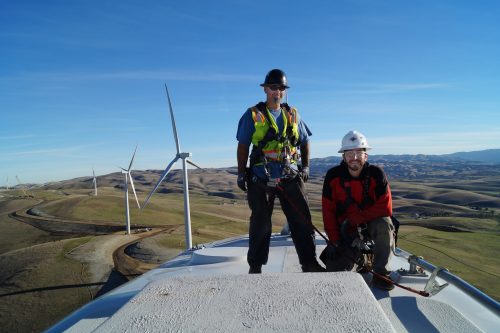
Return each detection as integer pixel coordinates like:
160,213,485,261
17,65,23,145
250,106,299,163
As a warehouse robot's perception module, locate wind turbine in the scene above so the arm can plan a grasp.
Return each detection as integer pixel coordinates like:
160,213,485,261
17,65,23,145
121,146,141,235
92,168,97,196
143,84,201,250
16,175,28,197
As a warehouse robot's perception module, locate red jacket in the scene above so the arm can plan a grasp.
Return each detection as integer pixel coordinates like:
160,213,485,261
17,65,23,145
322,162,392,243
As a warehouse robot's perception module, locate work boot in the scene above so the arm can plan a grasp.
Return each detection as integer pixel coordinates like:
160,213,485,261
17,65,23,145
372,274,395,291
302,260,326,273
249,264,262,274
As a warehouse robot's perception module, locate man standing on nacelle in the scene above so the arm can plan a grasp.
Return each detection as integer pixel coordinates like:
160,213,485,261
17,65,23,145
236,69,324,274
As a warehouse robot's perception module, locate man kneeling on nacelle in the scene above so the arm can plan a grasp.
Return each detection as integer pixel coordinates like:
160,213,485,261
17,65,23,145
321,130,395,290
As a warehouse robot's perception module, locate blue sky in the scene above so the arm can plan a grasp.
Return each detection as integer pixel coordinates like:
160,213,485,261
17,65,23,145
1,0,499,184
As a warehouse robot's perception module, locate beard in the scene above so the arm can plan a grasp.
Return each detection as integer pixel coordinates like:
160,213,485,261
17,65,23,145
348,165,360,172
347,160,363,172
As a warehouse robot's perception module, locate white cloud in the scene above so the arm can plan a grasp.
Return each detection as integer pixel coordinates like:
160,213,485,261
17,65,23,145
0,145,87,158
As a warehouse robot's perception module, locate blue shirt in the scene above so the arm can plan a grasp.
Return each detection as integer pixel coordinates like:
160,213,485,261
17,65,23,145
236,106,312,180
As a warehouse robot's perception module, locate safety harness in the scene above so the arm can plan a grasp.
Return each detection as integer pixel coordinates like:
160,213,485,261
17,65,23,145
276,182,426,296
334,165,400,242
335,165,374,219
249,102,301,177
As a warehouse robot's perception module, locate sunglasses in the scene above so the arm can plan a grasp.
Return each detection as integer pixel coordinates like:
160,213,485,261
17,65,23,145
268,86,287,91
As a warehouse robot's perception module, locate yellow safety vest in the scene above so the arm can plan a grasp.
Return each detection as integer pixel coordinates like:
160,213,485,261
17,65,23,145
250,104,300,165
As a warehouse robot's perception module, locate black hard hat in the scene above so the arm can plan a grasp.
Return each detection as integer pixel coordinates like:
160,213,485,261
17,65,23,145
260,69,289,88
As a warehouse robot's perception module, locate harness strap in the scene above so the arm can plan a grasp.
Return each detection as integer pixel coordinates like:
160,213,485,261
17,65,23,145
361,173,374,208
282,103,299,146
249,102,299,169
276,180,426,297
336,167,373,218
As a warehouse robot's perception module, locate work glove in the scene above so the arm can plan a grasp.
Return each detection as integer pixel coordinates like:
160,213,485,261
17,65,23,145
324,243,338,259
299,166,309,182
340,219,356,243
319,242,339,265
237,172,247,192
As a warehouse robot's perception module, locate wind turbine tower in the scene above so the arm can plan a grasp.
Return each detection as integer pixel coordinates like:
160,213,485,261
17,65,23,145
16,175,28,197
143,85,201,250
120,146,141,235
92,168,97,196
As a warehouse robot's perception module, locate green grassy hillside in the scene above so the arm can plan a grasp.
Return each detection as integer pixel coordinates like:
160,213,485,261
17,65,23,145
398,225,500,300
28,182,500,300
1,172,499,332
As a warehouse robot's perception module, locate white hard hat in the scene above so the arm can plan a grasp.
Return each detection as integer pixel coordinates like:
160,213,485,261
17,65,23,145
338,130,372,153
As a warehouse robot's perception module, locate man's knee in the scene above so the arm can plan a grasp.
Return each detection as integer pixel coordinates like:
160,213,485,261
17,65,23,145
368,217,393,235
371,216,392,227
366,216,394,249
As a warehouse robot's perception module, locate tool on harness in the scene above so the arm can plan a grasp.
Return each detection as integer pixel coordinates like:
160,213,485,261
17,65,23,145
248,172,295,219
334,224,429,295
324,225,430,296
335,165,399,249
322,212,417,289
338,220,374,254
281,145,293,176
275,180,429,296
249,102,301,179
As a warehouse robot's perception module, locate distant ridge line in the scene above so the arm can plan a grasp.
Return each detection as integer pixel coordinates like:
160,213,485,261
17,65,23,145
27,148,500,186
312,148,500,164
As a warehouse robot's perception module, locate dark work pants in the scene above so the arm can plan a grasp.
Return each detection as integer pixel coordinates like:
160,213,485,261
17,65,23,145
325,217,394,273
368,216,394,274
246,176,317,267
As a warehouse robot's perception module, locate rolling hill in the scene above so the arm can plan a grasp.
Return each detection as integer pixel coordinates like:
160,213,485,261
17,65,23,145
31,150,500,220
310,151,500,179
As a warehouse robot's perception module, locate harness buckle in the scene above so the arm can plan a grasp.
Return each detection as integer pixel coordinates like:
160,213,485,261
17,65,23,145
267,178,281,188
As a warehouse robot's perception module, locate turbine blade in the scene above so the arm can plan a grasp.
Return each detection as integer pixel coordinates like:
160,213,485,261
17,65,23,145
128,144,138,171
186,159,202,170
93,168,95,178
142,156,179,209
165,84,181,155
128,172,141,209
